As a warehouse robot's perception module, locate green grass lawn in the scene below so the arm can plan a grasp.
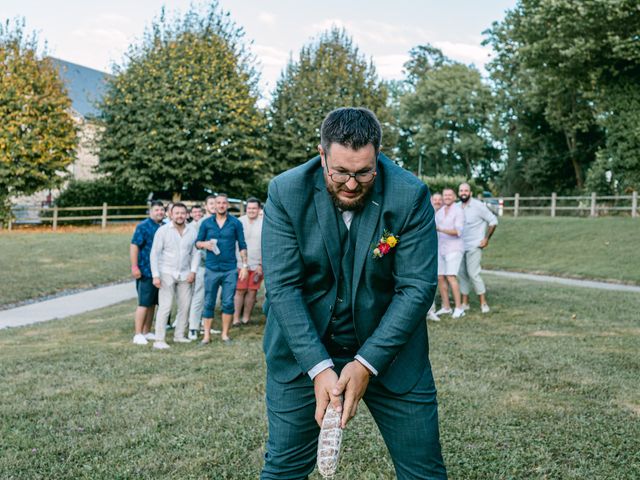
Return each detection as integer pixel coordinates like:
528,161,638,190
1,277,638,479
483,217,640,284
0,230,131,306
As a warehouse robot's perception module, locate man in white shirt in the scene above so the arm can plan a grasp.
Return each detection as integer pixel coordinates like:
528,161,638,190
150,203,200,348
435,188,466,319
233,197,263,326
457,183,498,313
187,203,208,340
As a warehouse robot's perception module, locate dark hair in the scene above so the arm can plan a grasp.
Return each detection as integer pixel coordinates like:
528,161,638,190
172,202,188,212
150,200,164,208
205,195,216,203
190,204,203,211
320,107,382,155
246,197,261,208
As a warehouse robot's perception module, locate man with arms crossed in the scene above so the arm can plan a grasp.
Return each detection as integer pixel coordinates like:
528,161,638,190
150,203,199,348
196,194,248,344
130,200,165,345
261,108,446,479
233,197,263,326
457,183,498,313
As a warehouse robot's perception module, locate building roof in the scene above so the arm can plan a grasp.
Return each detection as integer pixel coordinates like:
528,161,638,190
48,57,111,119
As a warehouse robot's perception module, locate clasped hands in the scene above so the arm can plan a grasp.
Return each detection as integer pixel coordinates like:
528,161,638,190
313,360,371,429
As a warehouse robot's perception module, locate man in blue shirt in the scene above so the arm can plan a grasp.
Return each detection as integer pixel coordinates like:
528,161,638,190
196,193,248,344
130,200,165,345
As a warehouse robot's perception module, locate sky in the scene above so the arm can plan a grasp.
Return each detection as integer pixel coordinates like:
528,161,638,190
1,0,517,100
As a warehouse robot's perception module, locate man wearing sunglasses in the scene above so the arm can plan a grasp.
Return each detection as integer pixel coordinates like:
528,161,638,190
261,107,446,479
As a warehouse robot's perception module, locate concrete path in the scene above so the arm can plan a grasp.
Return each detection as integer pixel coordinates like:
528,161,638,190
0,282,136,330
1,270,638,331
483,269,640,293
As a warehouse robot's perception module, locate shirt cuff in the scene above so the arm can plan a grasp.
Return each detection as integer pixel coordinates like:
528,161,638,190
307,359,334,380
355,355,378,376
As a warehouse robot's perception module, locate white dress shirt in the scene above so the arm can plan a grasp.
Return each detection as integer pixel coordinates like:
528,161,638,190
459,198,498,251
150,222,200,281
308,209,378,380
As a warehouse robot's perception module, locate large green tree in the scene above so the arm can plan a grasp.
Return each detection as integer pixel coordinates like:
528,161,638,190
267,28,395,174
97,3,266,201
398,45,498,180
485,0,640,194
0,19,76,223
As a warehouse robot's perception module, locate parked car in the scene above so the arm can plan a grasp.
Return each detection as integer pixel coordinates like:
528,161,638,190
481,191,500,215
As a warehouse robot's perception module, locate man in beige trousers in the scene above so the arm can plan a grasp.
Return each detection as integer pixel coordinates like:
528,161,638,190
150,203,200,349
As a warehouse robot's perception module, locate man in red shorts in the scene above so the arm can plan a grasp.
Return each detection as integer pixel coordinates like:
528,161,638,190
233,197,263,325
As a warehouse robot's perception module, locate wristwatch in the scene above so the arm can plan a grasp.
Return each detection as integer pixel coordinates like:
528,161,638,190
242,263,249,269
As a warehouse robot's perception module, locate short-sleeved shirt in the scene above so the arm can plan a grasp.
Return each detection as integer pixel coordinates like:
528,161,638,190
236,215,262,270
459,198,498,251
197,215,247,272
131,218,162,278
435,203,465,255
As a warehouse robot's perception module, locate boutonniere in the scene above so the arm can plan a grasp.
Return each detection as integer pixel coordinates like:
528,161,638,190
372,230,399,259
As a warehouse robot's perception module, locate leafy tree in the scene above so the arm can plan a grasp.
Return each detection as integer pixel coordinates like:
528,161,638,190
267,28,395,174
485,0,640,194
398,46,498,181
97,2,266,201
0,19,76,224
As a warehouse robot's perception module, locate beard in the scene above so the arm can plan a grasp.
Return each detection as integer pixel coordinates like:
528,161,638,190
326,182,373,211
459,194,470,203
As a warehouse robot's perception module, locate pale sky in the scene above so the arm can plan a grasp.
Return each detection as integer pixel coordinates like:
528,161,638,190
1,0,516,100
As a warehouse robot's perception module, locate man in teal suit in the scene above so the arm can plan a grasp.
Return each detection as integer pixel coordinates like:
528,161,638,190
261,108,446,479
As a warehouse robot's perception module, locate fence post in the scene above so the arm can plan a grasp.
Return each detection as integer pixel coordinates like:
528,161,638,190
514,193,520,218
101,202,108,230
52,206,58,231
632,191,638,218
551,192,557,217
498,198,504,217
239,201,245,216
590,192,597,217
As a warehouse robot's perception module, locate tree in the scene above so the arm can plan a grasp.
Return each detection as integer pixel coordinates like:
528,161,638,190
485,0,640,194
267,28,395,174
97,2,266,201
0,19,77,223
398,46,498,181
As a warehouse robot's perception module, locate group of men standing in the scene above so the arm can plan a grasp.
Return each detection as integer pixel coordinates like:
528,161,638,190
428,183,498,321
129,194,263,349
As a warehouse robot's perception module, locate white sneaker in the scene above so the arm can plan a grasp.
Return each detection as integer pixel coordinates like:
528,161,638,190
435,307,452,316
173,337,192,343
133,334,148,345
144,332,156,341
460,304,470,311
481,303,490,314
452,308,466,319
188,330,198,340
210,329,221,335
153,341,170,350
427,311,441,322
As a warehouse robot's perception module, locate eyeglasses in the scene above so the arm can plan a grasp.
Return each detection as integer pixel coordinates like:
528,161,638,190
324,157,378,185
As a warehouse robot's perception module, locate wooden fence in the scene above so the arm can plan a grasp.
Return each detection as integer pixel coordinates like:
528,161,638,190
6,200,246,230
495,192,638,218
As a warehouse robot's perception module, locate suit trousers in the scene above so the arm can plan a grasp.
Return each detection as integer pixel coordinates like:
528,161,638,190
154,273,193,341
457,248,486,296
261,357,447,480
188,266,205,330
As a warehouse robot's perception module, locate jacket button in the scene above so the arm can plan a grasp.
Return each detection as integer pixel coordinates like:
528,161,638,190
329,305,333,312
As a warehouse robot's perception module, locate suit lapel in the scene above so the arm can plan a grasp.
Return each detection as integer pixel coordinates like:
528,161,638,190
314,169,341,280
352,166,383,305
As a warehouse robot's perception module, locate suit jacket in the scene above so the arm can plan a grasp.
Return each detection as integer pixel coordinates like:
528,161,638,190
262,153,438,394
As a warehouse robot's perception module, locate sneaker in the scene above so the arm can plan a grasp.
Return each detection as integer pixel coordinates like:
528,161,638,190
153,341,171,350
188,330,198,340
222,338,234,345
210,329,221,335
460,304,470,311
481,303,491,314
435,307,453,316
174,337,192,343
132,334,148,345
427,311,441,322
144,332,156,341
452,308,466,319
